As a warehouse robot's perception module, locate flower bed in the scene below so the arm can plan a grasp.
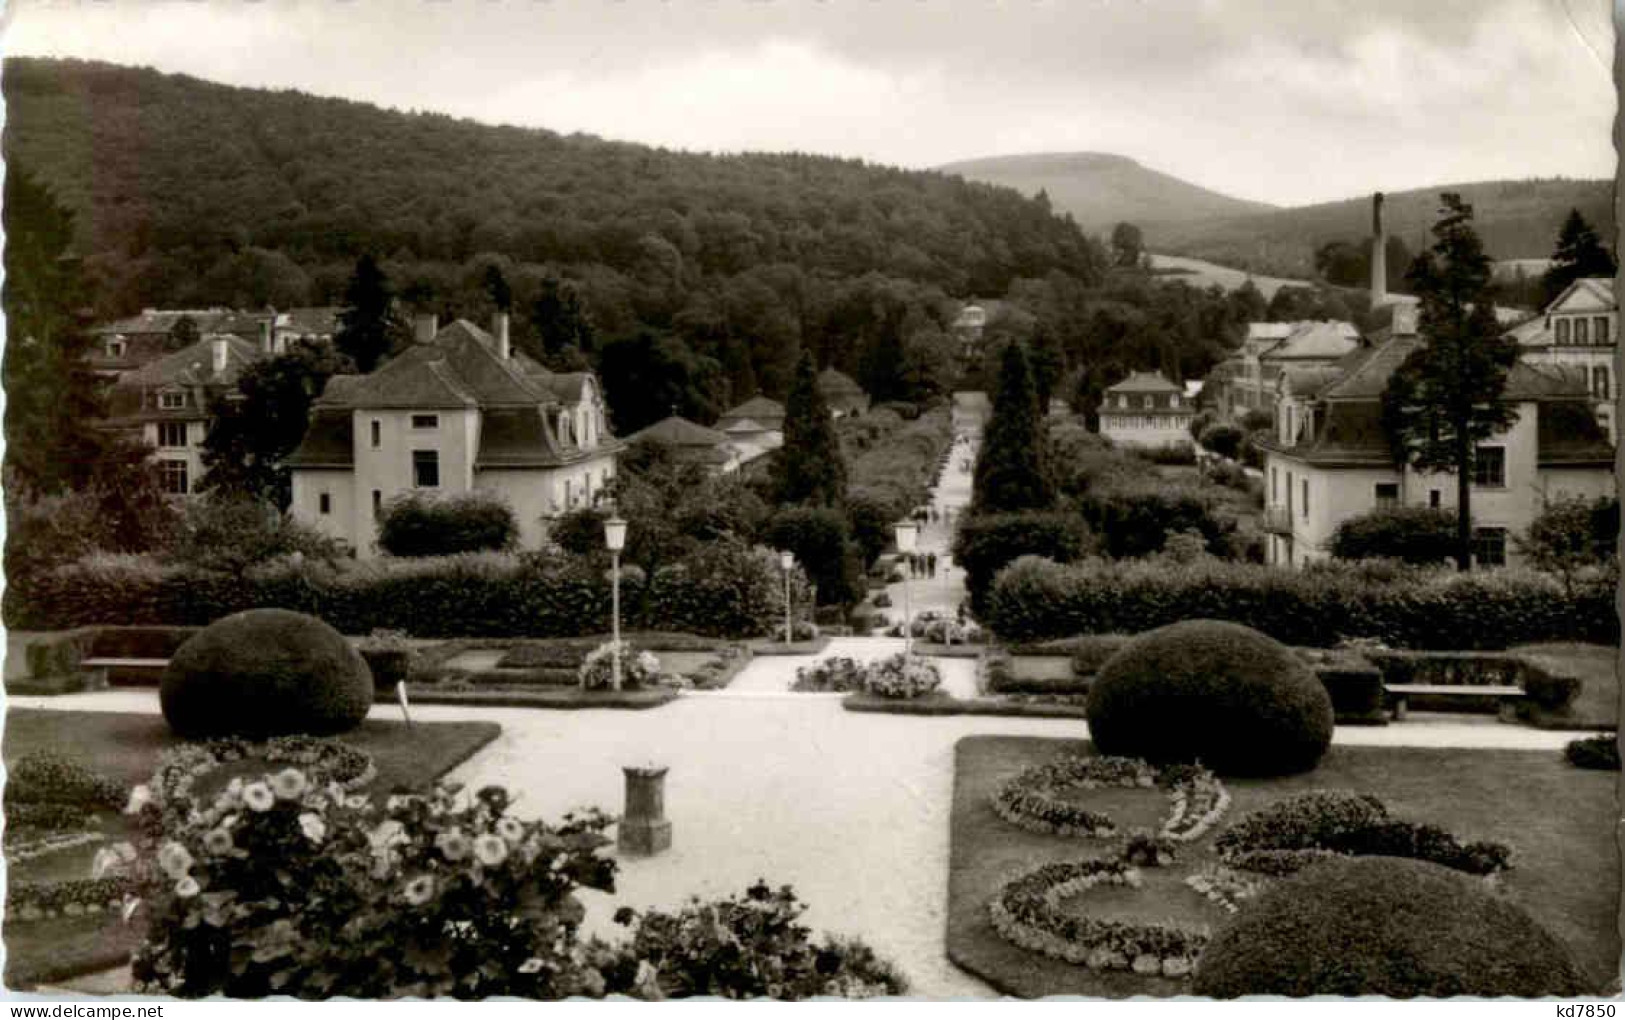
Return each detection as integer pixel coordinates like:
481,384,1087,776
792,656,868,693
579,641,662,690
150,736,376,817
792,653,942,699
990,756,1228,842
7,877,133,923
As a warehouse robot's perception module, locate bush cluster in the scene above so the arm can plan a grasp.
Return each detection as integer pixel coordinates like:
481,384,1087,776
1565,734,1620,771
160,609,375,739
376,490,519,557
1329,506,1457,565
1086,620,1334,776
952,511,1094,612
168,498,350,572
10,541,788,639
7,752,128,811
1192,857,1587,998
765,507,865,607
982,555,1617,649
1076,481,1232,560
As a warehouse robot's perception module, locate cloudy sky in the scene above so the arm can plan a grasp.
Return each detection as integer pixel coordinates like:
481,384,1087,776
4,0,1614,206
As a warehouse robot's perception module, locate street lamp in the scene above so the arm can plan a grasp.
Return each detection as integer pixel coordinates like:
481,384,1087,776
604,511,628,691
779,550,795,645
894,520,919,655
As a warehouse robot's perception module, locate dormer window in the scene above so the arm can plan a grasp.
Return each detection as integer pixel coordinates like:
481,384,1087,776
159,391,186,410
105,339,127,359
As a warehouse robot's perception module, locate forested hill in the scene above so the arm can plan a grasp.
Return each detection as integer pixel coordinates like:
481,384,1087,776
2,58,1101,345
1152,178,1614,280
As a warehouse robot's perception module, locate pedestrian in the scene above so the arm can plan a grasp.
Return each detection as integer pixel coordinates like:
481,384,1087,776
927,552,938,578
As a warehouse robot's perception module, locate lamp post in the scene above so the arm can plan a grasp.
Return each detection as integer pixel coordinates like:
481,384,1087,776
894,520,919,655
604,512,628,691
779,550,795,645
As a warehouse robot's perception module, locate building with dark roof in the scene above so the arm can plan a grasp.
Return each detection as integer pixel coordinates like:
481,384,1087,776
101,334,265,496
627,415,740,472
1257,330,1614,569
287,313,620,555
90,307,340,378
1099,370,1196,450
1204,320,1362,418
816,367,870,417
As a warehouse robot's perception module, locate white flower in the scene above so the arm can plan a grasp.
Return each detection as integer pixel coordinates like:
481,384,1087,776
174,875,201,899
270,768,309,801
158,841,194,879
202,828,234,855
436,830,471,861
242,782,275,813
518,958,543,974
299,812,327,843
124,785,153,815
402,874,435,905
496,817,525,844
473,834,508,866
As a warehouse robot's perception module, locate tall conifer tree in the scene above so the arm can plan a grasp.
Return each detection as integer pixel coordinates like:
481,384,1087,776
973,342,1055,513
775,351,846,507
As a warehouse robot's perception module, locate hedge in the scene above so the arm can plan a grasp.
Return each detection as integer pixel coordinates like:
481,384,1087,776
952,511,1095,612
8,543,786,640
982,556,1617,650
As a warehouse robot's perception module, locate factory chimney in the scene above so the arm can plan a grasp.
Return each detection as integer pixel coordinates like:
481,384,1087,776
1370,192,1387,310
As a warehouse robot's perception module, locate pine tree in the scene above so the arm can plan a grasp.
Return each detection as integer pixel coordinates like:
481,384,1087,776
774,351,846,507
1381,193,1520,571
1028,323,1066,413
858,306,906,403
2,168,107,494
1542,208,1616,306
973,342,1055,513
334,253,404,372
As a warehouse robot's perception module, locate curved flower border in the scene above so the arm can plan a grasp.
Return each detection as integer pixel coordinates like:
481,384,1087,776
987,851,1208,977
990,756,1228,842
151,736,376,813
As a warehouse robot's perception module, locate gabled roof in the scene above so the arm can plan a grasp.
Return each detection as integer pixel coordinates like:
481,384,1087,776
1106,370,1182,394
1319,337,1420,400
720,417,773,434
476,407,572,468
1545,277,1615,315
718,395,785,426
120,334,262,389
1260,320,1361,362
284,408,355,468
317,347,480,410
816,367,865,396
91,309,234,336
313,319,577,410
629,415,730,448
1538,401,1615,465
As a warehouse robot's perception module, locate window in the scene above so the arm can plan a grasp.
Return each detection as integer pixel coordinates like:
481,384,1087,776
1556,318,1572,343
411,414,439,430
105,340,126,359
1286,471,1294,516
564,479,574,508
319,493,331,515
1594,366,1611,400
370,420,382,448
1271,467,1279,501
1574,318,1589,344
372,490,382,518
1595,316,1610,344
158,422,188,448
1143,395,1154,410
1375,483,1399,508
413,450,439,488
1472,446,1506,488
159,460,189,495
1300,478,1309,519
1429,489,1441,508
159,391,186,410
1472,527,1507,568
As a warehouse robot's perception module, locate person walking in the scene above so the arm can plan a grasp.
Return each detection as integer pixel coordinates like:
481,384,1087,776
927,552,938,578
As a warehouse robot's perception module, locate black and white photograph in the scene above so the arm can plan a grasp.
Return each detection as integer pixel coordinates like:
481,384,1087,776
0,0,1618,1003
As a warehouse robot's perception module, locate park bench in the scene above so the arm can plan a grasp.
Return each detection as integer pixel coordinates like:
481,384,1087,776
79,656,169,685
1384,683,1526,722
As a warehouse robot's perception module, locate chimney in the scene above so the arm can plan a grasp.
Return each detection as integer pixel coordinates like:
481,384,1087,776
1370,192,1387,310
492,311,511,360
258,318,274,355
211,338,229,374
413,313,439,344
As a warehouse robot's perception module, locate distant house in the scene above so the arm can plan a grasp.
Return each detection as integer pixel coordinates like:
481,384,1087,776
286,314,620,556
816,368,870,417
627,415,740,474
1205,320,1362,418
90,306,340,378
1258,335,1614,569
716,395,786,433
101,334,265,496
1509,277,1615,441
1098,371,1196,450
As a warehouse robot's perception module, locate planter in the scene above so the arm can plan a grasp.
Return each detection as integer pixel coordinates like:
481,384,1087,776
361,648,411,692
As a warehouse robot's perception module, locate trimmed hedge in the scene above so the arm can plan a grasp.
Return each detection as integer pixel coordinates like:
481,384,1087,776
8,543,786,640
376,490,519,557
1087,620,1333,776
952,511,1094,612
160,609,374,738
1329,506,1456,565
983,556,1617,650
1192,857,1588,997
1565,735,1620,771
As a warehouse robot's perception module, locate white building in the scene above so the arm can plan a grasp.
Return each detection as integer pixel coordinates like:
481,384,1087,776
1258,334,1614,569
1509,277,1616,441
287,314,620,556
1099,370,1197,449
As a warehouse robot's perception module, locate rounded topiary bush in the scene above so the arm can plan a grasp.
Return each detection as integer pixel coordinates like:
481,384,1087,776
1087,619,1333,776
160,609,373,738
1192,856,1588,997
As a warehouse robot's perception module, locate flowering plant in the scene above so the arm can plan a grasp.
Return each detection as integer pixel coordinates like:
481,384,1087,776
791,656,868,693
864,653,942,699
125,774,620,999
578,641,662,690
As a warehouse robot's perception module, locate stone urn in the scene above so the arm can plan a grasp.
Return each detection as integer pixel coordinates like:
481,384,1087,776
618,765,672,856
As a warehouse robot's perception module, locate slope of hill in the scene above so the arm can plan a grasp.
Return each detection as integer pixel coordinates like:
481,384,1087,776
1154,179,1614,280
939,152,1276,235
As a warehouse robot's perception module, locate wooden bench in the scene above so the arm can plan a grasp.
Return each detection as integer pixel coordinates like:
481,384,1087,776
80,657,169,686
1385,683,1525,721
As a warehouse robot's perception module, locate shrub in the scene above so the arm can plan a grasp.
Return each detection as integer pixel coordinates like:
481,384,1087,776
982,555,1617,649
1065,634,1133,676
1076,482,1229,560
1087,620,1334,776
792,656,868,693
765,506,864,607
126,778,620,998
578,641,662,690
953,511,1094,609
1136,442,1197,466
606,882,907,999
160,609,374,739
846,409,953,524
1198,422,1244,460
865,652,942,699
1565,734,1620,771
1521,663,1582,711
6,752,128,810
1517,495,1619,590
377,490,518,557
872,592,893,609
168,498,349,572
1329,506,1456,565
1191,857,1588,997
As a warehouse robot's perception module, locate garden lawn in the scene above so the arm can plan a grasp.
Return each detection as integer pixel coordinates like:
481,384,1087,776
2,710,500,989
948,735,1619,998
1513,643,1618,729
